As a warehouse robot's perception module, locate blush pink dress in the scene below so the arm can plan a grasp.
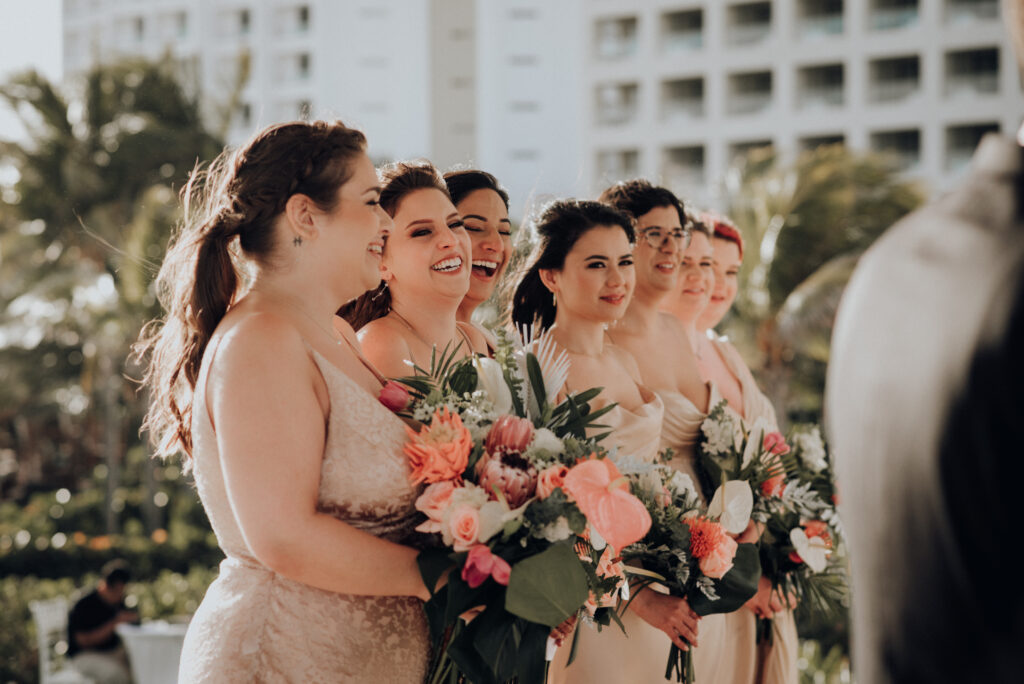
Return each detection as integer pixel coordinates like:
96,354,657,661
178,346,429,683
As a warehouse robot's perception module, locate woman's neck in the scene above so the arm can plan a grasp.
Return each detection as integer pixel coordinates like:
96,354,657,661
389,290,462,348
617,286,665,335
456,298,480,325
550,310,606,357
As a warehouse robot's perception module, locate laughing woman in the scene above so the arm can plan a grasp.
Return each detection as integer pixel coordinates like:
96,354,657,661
341,161,490,377
137,121,431,683
445,169,513,348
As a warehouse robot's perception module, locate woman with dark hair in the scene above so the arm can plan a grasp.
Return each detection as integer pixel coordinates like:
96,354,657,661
511,200,698,684
135,121,431,682
444,169,513,345
341,161,489,377
689,214,800,684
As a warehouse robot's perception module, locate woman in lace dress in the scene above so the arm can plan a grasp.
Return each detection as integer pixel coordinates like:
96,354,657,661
135,121,431,683
510,199,681,682
691,217,799,684
340,161,489,375
446,169,514,349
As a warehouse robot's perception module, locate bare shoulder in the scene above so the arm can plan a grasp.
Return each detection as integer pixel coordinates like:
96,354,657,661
215,309,309,372
358,317,414,377
457,322,492,356
607,343,643,382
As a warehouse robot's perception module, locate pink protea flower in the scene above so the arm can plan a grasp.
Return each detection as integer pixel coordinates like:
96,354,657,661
475,449,538,508
378,381,411,412
461,544,511,588
485,415,534,456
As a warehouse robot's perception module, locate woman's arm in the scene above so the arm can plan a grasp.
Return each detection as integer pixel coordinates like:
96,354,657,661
210,314,429,600
357,318,418,381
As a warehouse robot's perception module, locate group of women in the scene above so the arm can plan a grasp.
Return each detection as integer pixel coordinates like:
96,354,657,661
137,119,798,682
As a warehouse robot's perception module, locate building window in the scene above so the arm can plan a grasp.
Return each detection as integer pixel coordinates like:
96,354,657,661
508,8,539,20
297,100,312,119
597,149,640,181
727,2,772,46
662,9,703,52
870,0,918,31
945,122,999,170
298,5,310,31
238,102,252,127
134,16,145,41
662,146,705,187
176,11,187,38
729,140,774,163
797,0,843,39
450,76,473,89
239,9,251,35
945,0,999,25
661,78,705,120
298,53,311,79
870,128,921,172
945,47,999,97
797,63,844,109
727,70,773,115
799,133,845,151
869,55,921,103
595,82,640,125
595,16,638,59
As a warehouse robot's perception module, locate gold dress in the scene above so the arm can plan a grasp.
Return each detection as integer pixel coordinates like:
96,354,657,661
178,347,429,683
710,338,798,684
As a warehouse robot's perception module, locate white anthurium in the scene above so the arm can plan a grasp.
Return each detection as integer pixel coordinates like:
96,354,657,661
474,356,514,416
790,527,831,573
478,499,527,543
741,417,772,469
588,523,607,551
708,480,754,535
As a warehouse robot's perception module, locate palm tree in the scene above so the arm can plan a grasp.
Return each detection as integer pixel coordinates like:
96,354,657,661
720,144,925,424
0,59,224,531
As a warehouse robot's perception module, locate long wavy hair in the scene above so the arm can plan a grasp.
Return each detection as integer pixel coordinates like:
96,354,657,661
134,120,367,461
338,160,451,330
510,199,635,330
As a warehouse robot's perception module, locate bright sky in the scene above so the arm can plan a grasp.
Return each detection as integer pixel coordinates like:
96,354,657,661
0,0,63,141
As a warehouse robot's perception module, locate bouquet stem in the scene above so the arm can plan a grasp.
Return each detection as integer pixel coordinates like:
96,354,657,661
755,615,775,646
426,625,460,684
664,644,696,683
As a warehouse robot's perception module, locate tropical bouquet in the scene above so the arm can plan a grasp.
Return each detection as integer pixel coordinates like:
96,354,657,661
755,424,846,642
617,455,762,683
389,329,653,684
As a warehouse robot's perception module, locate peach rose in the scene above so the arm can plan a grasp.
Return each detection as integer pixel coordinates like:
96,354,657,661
686,516,738,579
404,407,473,485
414,481,457,533
699,534,738,579
446,504,480,551
536,465,569,500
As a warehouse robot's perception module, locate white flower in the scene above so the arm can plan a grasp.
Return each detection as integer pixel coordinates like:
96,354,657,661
701,414,737,456
793,427,828,473
474,357,514,416
668,471,698,501
790,527,831,573
741,417,772,469
534,516,572,542
449,481,489,508
637,470,665,499
526,427,564,457
708,480,753,535
478,499,526,542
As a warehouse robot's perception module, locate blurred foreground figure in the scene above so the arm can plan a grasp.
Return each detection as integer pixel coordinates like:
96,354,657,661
826,2,1024,682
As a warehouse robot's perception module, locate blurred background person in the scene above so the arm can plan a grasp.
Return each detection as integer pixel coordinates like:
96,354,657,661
67,559,137,684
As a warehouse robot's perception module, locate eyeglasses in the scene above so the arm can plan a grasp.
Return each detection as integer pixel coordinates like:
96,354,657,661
639,226,691,250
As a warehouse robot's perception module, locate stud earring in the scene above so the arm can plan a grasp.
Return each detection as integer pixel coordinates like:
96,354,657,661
293,236,302,246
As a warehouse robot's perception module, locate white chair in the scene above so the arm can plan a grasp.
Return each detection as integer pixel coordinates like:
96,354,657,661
28,598,94,684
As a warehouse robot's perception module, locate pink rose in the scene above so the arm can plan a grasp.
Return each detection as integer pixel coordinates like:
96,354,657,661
763,431,791,456
698,533,738,579
414,481,457,533
446,504,480,551
536,465,569,500
378,381,411,412
461,544,511,588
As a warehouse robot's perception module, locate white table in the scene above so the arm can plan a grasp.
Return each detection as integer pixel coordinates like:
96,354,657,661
116,622,188,684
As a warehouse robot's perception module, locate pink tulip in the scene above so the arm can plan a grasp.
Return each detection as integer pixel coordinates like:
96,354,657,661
485,415,534,455
475,450,538,508
461,544,511,588
378,381,411,412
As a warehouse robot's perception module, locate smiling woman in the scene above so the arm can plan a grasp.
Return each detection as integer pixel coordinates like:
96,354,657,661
340,160,490,378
